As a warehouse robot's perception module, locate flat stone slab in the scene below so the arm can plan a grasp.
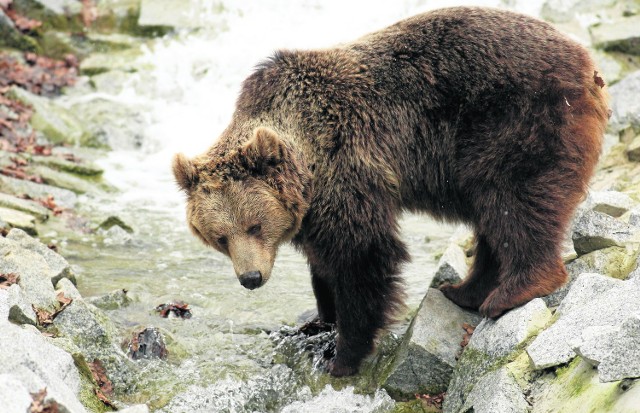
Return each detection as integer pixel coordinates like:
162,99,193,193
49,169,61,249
382,288,482,398
0,175,77,209
573,314,640,382
458,369,529,413
0,192,50,221
586,191,634,218
0,206,36,235
590,15,640,55
609,70,640,131
527,273,640,369
571,210,639,255
469,298,551,359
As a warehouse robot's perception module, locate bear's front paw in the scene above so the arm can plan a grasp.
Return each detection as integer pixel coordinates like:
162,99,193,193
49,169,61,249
328,358,358,377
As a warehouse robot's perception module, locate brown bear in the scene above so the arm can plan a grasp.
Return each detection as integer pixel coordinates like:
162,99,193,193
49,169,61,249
173,7,608,377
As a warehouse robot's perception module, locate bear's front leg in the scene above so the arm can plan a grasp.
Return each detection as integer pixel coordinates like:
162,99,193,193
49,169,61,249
327,240,408,377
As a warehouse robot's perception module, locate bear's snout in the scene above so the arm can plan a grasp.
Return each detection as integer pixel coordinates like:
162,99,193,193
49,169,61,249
239,271,263,290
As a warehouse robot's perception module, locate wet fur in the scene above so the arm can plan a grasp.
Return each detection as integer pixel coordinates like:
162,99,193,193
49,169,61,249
175,7,608,376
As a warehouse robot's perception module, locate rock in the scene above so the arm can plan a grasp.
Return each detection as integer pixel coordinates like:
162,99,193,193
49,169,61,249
527,273,640,369
0,206,37,235
540,0,616,23
79,48,145,76
0,289,9,321
586,191,635,218
87,288,131,310
127,327,168,360
54,279,137,392
382,289,482,399
0,175,78,209
591,50,624,85
138,0,219,29
631,207,640,227
457,369,529,413
571,210,639,255
590,15,640,55
0,234,58,311
7,228,76,286
430,243,468,288
5,284,37,326
572,314,640,382
0,374,35,413
70,98,147,150
7,86,93,147
0,8,39,52
628,135,640,162
562,233,577,263
21,0,83,16
30,165,101,194
100,225,133,245
30,155,104,177
98,215,134,233
0,317,85,413
609,70,640,132
468,299,551,359
0,192,50,222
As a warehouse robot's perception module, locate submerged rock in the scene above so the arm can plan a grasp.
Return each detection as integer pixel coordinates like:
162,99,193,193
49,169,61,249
127,327,168,360
382,289,481,399
281,385,394,413
573,314,640,382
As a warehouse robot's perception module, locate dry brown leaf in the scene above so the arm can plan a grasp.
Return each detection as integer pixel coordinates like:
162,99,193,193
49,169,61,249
29,388,60,413
0,272,19,289
416,392,445,410
88,359,116,408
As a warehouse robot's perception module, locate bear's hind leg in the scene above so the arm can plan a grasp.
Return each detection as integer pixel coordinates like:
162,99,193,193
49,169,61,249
477,191,570,318
440,235,500,310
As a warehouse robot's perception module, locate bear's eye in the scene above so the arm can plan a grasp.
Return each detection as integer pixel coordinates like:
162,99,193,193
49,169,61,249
217,236,228,246
247,224,261,236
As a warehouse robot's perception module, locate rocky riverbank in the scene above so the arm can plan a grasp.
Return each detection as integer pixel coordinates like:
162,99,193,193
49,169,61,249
1,0,640,412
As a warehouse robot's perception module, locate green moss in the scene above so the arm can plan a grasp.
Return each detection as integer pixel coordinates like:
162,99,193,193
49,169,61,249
579,245,640,280
72,353,114,412
393,399,440,413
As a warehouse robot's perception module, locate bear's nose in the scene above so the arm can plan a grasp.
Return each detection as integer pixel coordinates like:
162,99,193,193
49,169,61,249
239,271,262,290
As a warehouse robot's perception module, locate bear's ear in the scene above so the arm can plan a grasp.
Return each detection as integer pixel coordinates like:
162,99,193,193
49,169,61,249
172,153,199,192
242,127,285,165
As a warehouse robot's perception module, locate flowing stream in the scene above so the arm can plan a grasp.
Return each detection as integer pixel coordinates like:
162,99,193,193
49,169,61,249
54,0,543,410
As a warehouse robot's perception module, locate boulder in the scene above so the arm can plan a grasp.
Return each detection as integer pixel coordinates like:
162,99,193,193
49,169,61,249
0,192,50,221
429,243,468,288
0,374,33,413
5,284,37,326
586,191,635,218
467,299,551,359
382,289,482,399
0,206,37,235
572,314,640,382
0,175,78,209
30,155,104,176
631,207,640,227
609,70,640,132
54,278,137,392
457,369,529,413
0,293,86,413
7,228,76,286
571,210,639,255
527,273,640,369
138,0,219,29
0,234,58,311
540,0,616,23
628,135,640,162
590,15,640,55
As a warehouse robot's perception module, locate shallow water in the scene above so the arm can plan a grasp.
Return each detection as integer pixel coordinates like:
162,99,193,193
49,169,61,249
54,0,547,410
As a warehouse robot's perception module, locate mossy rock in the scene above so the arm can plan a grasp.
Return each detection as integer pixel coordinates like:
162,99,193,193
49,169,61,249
31,154,104,177
11,0,84,32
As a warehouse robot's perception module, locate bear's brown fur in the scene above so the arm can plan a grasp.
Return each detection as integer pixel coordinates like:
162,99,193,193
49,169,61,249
173,7,609,376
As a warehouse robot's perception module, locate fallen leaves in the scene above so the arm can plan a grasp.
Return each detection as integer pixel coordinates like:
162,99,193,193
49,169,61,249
29,388,60,413
155,301,192,319
88,359,116,409
0,272,19,289
415,392,445,410
33,292,73,327
1,1,43,33
460,322,476,349
594,71,605,89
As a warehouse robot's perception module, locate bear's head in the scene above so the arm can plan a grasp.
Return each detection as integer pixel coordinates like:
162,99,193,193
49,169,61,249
173,127,312,290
